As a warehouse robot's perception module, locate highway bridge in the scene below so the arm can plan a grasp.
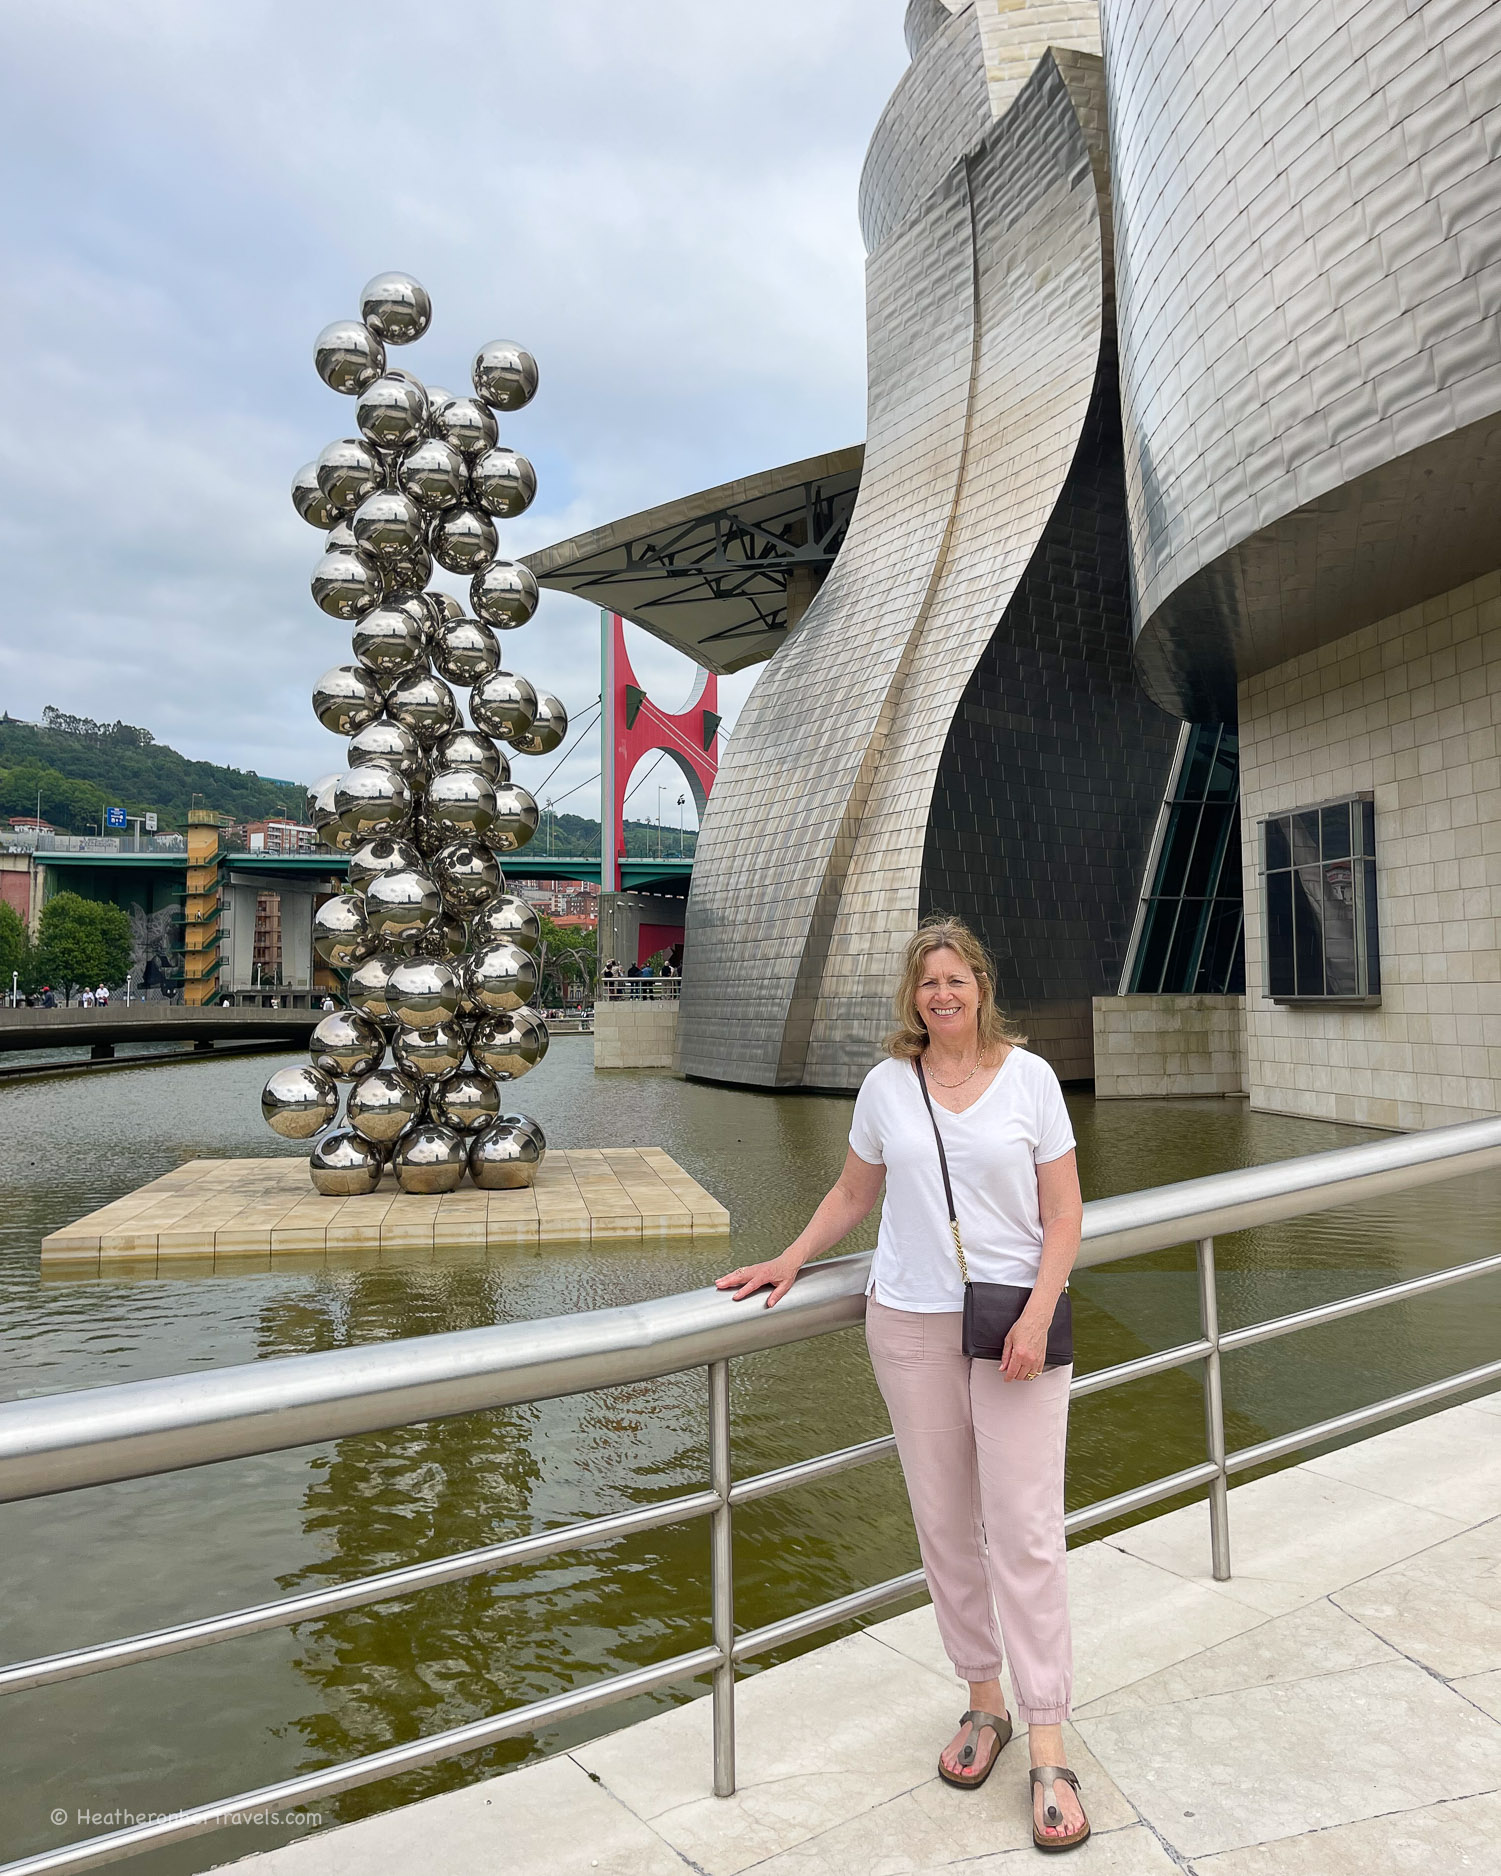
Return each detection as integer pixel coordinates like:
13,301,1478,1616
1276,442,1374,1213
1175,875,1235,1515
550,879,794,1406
0,1005,319,1057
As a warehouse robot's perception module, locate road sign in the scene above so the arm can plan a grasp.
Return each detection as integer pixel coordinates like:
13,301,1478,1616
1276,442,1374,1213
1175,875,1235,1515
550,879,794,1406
104,807,127,829
144,813,158,832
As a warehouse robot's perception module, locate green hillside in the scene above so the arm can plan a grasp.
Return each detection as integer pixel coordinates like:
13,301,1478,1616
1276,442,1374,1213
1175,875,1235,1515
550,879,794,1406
538,810,698,859
0,710,306,834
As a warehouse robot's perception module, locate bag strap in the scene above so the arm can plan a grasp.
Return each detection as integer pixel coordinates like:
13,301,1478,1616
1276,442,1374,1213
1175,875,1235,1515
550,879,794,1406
914,1059,970,1286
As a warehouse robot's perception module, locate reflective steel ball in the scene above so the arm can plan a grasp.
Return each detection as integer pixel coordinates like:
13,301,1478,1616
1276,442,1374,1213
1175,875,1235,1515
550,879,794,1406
430,505,498,575
500,1111,548,1154
432,1067,500,1133
464,940,539,1014
393,1122,468,1193
384,669,458,745
398,436,468,512
432,396,497,457
345,950,399,1019
489,783,540,853
469,670,537,742
312,892,370,967
472,340,539,412
431,838,502,912
334,764,412,843
510,692,568,757
385,957,461,1028
293,461,339,530
347,1065,423,1144
471,446,537,519
433,727,506,782
350,489,427,564
312,547,384,620
425,767,496,840
315,437,382,513
261,1064,339,1139
471,560,540,630
325,517,359,552
307,772,342,833
471,892,541,955
356,373,429,452
315,319,387,395
393,1020,468,1080
470,1007,549,1080
350,604,428,681
311,1008,385,1080
385,545,434,593
346,833,425,893
309,1126,385,1195
431,617,500,686
363,867,442,945
360,272,432,346
468,1119,542,1188
312,664,385,735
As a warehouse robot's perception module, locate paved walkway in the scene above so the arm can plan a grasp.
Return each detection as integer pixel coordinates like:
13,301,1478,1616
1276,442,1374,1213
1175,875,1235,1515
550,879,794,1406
228,1393,1501,1874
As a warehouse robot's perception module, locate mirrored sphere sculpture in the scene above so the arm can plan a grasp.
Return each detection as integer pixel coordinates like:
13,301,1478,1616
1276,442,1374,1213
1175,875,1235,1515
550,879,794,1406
311,1008,385,1079
509,692,567,757
430,617,499,686
472,340,539,412
432,838,502,912
334,764,412,843
309,1127,385,1195
468,1120,542,1188
392,1020,467,1080
432,1067,500,1133
312,664,385,735
363,868,442,944
360,272,432,345
393,1122,468,1193
398,437,468,512
293,461,339,529
347,715,425,781
464,940,538,1014
472,893,541,955
261,1064,339,1139
347,1066,423,1143
315,320,387,395
312,548,384,620
315,437,382,513
313,891,371,967
433,727,504,781
424,767,496,840
469,670,537,742
308,772,342,835
385,957,461,1028
430,506,498,575
433,396,498,457
356,374,429,452
501,1112,548,1155
351,489,427,564
489,784,540,853
470,1007,548,1079
472,446,537,519
471,561,540,629
386,546,433,593
346,833,425,893
384,669,458,745
345,950,398,1019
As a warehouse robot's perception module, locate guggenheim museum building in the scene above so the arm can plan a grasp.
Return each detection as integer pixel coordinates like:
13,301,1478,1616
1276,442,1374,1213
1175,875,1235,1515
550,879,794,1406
530,0,1501,1131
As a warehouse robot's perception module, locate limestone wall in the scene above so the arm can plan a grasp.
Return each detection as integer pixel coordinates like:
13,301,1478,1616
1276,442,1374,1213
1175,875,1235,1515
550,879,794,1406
593,1000,680,1072
1239,569,1501,1128
1093,995,1246,1098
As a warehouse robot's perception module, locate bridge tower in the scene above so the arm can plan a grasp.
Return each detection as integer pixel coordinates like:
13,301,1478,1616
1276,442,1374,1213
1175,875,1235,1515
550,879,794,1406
599,611,719,893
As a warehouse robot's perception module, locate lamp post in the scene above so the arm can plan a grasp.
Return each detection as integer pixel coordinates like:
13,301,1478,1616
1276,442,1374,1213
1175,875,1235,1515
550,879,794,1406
656,785,664,859
677,794,686,859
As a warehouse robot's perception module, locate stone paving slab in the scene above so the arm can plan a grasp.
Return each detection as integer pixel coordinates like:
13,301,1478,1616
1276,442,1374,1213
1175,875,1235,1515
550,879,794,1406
224,1393,1501,1875
41,1150,728,1263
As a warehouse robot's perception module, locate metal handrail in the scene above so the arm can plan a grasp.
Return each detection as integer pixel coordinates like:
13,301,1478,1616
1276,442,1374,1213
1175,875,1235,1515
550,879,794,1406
4,1113,1501,1876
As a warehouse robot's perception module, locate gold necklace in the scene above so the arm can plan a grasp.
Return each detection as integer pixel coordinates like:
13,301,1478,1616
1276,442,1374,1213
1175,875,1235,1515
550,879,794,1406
926,1048,987,1089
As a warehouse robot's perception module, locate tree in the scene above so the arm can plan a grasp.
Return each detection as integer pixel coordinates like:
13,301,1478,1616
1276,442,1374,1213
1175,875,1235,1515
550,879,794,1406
34,893,132,1003
0,902,27,994
536,916,597,1006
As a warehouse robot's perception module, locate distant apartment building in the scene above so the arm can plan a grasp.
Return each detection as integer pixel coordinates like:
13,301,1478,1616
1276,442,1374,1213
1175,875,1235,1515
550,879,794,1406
245,818,317,855
527,879,600,926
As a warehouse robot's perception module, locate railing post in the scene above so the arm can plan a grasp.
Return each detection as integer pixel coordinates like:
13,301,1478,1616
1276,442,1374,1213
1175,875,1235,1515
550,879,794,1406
1196,1237,1231,1580
708,1359,735,1796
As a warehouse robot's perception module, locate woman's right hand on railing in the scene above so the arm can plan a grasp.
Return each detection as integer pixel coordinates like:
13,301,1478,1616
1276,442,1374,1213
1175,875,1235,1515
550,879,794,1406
714,1252,802,1308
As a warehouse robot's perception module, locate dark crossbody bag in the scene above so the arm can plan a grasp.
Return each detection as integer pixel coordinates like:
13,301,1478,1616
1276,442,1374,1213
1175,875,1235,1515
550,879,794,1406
914,1058,1073,1367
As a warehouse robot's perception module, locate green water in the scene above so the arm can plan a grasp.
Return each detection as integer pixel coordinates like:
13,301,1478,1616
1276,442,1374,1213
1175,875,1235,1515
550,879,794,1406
1,1042,1497,1871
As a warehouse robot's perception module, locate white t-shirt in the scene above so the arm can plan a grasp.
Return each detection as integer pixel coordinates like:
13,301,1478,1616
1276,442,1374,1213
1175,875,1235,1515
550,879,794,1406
848,1048,1077,1311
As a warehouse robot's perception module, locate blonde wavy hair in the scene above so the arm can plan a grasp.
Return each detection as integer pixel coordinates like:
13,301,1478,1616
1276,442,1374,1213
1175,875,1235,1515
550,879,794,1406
885,917,1027,1060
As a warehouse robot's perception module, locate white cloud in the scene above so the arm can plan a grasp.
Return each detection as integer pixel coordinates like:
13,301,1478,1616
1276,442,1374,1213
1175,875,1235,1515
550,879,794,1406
0,1,908,825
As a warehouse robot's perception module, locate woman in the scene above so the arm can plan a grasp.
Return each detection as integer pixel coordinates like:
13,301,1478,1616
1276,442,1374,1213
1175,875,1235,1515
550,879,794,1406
716,918,1088,1852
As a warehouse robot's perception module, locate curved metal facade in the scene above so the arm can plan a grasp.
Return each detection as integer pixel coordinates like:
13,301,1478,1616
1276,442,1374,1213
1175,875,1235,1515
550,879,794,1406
681,26,1178,1088
1103,0,1501,717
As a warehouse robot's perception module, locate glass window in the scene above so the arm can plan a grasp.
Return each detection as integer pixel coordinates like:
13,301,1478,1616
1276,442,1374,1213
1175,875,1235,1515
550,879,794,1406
1260,796,1379,1002
1127,725,1246,995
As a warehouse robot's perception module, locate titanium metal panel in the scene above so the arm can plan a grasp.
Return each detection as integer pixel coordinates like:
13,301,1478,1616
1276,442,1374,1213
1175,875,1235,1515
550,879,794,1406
1102,0,1501,716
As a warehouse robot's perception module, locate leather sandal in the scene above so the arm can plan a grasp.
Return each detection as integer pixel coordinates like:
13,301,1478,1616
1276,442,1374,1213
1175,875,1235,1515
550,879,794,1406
1030,1764,1089,1852
937,1707,1012,1789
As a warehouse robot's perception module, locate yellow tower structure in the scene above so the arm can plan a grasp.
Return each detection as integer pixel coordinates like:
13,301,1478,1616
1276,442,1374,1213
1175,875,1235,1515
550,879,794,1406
183,809,229,1005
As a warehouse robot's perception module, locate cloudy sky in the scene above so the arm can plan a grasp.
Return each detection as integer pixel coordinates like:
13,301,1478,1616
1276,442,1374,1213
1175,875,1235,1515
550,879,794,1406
0,2,911,830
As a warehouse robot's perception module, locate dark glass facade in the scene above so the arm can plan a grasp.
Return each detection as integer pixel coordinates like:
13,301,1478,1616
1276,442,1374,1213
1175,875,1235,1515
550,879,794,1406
1128,724,1244,995
1262,798,1380,1003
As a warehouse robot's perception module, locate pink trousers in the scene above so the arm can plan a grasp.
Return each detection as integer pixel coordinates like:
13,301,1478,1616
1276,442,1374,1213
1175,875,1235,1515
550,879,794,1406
864,1297,1073,1724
